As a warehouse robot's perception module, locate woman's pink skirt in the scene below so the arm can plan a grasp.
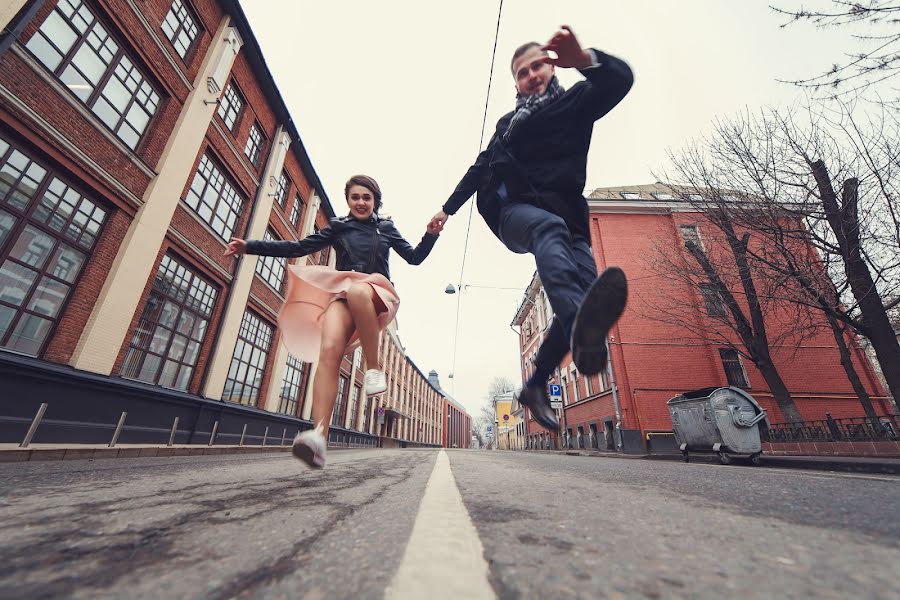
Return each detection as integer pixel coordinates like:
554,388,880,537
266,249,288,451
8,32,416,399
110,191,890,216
277,264,400,363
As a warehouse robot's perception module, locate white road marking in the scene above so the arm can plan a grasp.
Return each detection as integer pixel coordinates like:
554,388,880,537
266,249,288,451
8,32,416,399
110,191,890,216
385,450,495,600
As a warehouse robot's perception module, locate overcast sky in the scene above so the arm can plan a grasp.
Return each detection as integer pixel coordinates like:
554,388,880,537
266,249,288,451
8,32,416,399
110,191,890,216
242,0,857,419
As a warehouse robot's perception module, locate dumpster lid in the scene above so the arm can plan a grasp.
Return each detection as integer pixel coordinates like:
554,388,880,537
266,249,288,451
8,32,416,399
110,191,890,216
711,387,768,419
667,387,767,419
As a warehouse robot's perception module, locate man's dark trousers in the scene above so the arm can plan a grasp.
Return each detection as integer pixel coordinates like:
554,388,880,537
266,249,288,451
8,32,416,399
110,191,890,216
498,200,597,386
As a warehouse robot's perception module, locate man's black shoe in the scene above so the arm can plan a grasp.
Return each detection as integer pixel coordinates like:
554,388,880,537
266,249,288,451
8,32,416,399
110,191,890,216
518,385,559,431
571,266,628,376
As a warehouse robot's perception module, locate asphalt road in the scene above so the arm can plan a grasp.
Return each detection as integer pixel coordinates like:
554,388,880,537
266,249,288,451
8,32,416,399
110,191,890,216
1,449,897,599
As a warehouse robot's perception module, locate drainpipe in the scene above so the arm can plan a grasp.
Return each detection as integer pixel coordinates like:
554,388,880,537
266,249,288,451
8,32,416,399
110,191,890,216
606,338,622,450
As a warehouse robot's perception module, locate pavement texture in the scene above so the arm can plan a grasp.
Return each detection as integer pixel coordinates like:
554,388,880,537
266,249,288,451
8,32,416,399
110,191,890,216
1,449,897,599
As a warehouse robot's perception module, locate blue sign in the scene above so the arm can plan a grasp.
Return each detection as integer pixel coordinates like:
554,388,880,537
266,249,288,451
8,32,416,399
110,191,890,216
549,384,562,398
486,425,493,433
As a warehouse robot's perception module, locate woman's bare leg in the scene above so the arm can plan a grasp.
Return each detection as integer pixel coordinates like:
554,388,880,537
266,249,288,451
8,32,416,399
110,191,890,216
311,300,355,439
345,283,382,370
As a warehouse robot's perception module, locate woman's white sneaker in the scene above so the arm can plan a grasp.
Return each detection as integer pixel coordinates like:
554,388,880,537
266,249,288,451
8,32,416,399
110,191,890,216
292,426,326,469
364,369,387,396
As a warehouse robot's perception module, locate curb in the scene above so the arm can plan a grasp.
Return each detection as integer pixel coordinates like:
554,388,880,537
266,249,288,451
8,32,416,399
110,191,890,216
646,452,900,475
0,444,294,463
508,449,900,475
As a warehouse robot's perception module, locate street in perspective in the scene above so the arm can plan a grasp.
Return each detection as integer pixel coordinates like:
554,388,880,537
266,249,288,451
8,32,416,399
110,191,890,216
1,0,900,598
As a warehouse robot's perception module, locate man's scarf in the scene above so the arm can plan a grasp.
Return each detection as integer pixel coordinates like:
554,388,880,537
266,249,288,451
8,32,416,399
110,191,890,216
502,76,565,144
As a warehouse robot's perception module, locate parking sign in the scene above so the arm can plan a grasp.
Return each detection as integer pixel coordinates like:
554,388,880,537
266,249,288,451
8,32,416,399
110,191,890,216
549,384,563,410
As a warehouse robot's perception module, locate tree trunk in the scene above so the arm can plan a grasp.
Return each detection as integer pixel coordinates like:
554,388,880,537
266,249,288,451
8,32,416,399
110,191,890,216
825,313,880,421
753,345,804,423
810,162,900,404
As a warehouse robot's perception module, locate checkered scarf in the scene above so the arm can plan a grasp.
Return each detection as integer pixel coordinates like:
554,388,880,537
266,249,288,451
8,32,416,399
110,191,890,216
502,76,565,144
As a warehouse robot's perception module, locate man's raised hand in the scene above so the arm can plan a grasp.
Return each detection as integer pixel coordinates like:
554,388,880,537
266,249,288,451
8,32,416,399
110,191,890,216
541,25,593,70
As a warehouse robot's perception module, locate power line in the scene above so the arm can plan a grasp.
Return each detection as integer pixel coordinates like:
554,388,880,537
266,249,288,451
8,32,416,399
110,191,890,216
449,0,505,391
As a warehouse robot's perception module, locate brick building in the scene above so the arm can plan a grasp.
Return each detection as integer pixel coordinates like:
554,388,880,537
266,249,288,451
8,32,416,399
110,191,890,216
512,184,890,453
0,0,455,448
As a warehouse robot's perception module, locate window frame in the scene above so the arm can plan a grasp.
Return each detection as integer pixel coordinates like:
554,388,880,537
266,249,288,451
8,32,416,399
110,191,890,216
182,152,244,242
216,80,244,132
332,374,348,427
277,353,307,416
719,348,750,388
120,253,217,391
161,0,201,61
289,193,305,229
699,282,727,318
25,0,162,151
273,170,290,209
680,224,704,250
0,141,108,358
222,310,273,406
244,122,265,167
349,384,361,429
254,229,286,292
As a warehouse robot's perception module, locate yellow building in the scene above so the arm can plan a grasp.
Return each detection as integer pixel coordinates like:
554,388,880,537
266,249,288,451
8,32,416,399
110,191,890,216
494,391,522,450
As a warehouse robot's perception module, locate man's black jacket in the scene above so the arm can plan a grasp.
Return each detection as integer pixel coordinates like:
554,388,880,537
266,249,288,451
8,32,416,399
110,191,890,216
245,215,437,281
441,49,634,238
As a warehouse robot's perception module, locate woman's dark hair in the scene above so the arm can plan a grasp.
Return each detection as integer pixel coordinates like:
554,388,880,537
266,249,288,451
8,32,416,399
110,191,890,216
344,174,382,213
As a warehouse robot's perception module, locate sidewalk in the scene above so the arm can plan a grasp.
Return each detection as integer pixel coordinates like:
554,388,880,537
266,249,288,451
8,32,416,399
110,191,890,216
0,442,296,463
523,448,900,475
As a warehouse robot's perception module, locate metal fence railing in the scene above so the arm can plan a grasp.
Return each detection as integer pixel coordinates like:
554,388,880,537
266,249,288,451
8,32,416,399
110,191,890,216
763,413,899,443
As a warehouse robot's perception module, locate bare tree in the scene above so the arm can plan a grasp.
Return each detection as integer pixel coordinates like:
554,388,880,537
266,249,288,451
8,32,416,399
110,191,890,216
487,376,516,399
644,186,806,423
772,1,900,103
660,104,900,413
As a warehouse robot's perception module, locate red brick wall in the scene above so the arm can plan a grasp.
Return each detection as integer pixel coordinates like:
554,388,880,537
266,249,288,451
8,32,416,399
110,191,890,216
519,207,891,445
0,51,153,206
44,209,132,363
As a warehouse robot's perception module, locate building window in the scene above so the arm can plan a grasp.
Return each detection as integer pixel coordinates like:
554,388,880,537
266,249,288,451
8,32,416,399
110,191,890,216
26,0,161,150
620,192,641,200
349,384,360,429
183,154,243,242
277,353,307,416
318,244,331,266
687,193,703,201
332,375,348,427
699,283,727,317
352,347,362,371
0,137,107,356
599,367,610,392
719,348,750,388
290,194,305,228
273,171,290,208
244,123,264,166
680,225,703,249
363,395,372,432
651,192,674,200
161,0,199,60
121,254,216,390
223,311,273,405
254,230,286,292
572,367,581,402
217,82,243,131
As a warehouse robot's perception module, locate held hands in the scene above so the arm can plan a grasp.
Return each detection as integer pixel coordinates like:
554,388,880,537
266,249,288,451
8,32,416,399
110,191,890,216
224,237,247,258
541,25,592,70
427,211,448,236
